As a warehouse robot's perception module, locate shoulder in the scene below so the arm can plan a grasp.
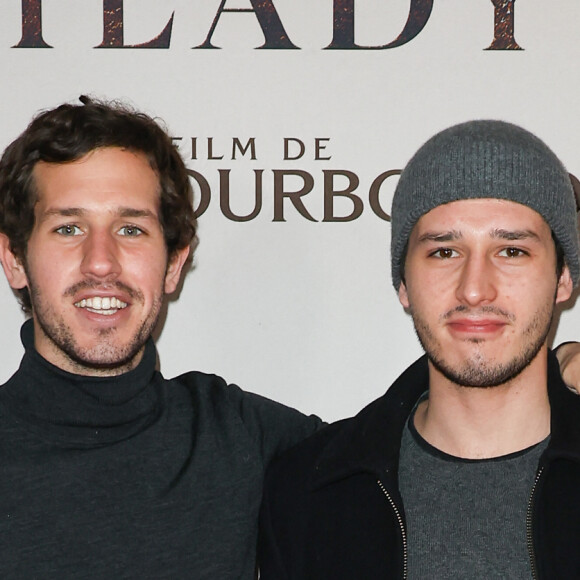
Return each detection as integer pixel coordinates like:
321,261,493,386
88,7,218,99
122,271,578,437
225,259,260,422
168,369,243,404
167,370,322,461
261,419,350,528
266,420,345,483
167,370,314,423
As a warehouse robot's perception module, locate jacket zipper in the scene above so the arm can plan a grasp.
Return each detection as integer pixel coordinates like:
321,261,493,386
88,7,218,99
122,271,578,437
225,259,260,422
526,466,544,580
377,479,407,580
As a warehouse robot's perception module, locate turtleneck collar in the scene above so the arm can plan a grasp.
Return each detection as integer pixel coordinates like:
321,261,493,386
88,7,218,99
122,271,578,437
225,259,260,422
0,320,163,448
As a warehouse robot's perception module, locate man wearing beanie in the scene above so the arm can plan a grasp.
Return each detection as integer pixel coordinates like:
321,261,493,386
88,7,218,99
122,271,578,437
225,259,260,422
259,120,580,579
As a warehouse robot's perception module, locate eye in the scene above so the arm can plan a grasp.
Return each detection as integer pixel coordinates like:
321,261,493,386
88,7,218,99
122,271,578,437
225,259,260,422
498,247,528,258
55,224,82,236
429,248,458,259
118,225,144,237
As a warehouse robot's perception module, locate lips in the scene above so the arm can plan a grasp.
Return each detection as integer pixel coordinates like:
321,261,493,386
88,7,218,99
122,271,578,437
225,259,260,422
447,318,507,334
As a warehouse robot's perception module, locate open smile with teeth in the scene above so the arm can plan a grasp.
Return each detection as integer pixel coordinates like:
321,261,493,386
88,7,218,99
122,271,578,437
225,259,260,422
74,297,128,316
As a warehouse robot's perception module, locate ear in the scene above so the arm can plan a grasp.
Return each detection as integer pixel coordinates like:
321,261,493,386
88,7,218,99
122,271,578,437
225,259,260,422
0,234,28,290
555,265,573,305
398,280,411,309
164,245,190,294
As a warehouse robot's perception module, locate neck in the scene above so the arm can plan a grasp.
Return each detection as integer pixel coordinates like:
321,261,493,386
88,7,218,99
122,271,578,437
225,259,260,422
414,346,550,459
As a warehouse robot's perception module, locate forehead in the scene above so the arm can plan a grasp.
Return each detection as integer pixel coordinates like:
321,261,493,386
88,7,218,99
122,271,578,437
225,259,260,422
32,147,160,211
411,199,551,238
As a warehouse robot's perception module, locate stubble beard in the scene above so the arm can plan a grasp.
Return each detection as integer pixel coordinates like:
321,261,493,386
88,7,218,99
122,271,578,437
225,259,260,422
410,301,555,388
27,276,164,376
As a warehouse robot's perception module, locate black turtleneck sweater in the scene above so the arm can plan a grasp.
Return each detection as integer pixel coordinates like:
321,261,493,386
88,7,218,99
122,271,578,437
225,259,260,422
0,321,320,579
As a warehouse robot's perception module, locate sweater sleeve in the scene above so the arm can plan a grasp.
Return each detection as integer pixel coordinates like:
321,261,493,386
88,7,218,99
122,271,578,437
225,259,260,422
175,370,323,467
231,384,323,465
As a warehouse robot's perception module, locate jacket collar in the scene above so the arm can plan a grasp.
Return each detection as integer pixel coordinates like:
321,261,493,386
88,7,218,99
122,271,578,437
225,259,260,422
311,350,580,490
312,355,429,489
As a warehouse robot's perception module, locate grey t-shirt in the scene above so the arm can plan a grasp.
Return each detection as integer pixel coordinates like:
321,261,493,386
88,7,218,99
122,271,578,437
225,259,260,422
399,404,548,579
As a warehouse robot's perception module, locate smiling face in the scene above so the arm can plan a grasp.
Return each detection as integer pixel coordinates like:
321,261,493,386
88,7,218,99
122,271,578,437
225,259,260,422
0,147,189,376
398,199,573,388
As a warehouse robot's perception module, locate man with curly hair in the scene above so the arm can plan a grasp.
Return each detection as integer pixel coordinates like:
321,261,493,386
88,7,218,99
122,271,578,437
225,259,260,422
0,97,321,579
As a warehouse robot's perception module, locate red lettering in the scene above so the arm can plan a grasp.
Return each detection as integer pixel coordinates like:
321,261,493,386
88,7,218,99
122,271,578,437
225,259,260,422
195,0,297,50
327,0,433,50
97,0,174,49
486,0,522,50
14,0,51,48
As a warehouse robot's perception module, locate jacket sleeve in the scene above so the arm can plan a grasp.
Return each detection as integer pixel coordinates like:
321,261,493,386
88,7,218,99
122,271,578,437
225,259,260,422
259,445,314,580
258,428,330,580
259,464,291,580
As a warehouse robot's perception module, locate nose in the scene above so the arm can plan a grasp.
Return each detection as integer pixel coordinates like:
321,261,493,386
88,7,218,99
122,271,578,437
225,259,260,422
79,230,121,280
455,253,498,306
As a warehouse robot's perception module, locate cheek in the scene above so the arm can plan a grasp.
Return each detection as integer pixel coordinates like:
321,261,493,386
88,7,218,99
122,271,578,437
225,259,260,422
26,237,77,278
24,254,56,288
404,267,453,304
505,270,557,302
125,249,169,293
407,262,449,289
403,284,439,322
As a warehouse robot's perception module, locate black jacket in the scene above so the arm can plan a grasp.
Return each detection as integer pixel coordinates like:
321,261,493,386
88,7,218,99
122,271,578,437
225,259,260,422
259,353,580,579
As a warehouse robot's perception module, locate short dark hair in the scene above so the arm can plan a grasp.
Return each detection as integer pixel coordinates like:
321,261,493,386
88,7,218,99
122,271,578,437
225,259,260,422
0,96,197,312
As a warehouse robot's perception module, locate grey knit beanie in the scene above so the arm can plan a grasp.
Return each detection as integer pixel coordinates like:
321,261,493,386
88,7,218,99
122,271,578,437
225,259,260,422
391,120,580,290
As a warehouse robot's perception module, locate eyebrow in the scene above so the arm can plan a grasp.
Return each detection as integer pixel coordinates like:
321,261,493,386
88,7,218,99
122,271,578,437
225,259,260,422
490,228,541,241
416,228,542,244
40,207,158,220
416,230,462,243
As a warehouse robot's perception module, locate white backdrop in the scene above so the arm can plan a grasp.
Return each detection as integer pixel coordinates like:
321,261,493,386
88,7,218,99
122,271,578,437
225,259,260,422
0,0,578,421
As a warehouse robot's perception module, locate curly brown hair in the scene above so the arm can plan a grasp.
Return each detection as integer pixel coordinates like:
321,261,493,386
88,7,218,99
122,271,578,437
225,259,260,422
0,96,197,312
